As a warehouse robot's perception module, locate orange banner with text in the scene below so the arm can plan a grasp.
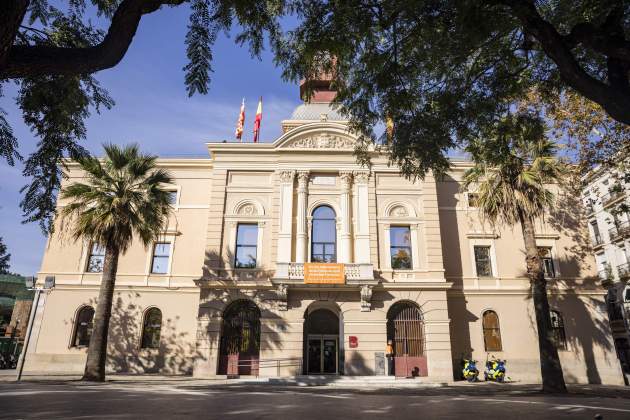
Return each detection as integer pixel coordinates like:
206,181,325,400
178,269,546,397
304,263,345,284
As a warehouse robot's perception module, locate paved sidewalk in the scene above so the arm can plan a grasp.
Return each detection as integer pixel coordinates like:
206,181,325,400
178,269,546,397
2,380,630,419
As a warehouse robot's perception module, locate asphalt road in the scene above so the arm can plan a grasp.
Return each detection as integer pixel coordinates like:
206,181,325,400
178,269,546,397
2,381,630,419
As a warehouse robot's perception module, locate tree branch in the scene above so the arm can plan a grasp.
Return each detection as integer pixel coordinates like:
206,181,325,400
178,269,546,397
0,0,30,69
564,22,630,62
0,0,187,79
497,0,630,125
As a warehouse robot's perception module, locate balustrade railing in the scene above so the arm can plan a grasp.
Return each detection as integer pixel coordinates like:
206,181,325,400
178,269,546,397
609,226,619,241
618,262,630,280
275,262,374,282
601,186,625,207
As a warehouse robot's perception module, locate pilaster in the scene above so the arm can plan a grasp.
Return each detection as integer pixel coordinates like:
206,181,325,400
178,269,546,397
339,171,353,263
277,170,295,263
296,171,310,263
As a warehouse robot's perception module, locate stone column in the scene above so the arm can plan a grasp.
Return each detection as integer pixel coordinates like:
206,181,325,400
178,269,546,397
339,171,353,263
296,171,310,263
353,171,371,264
277,170,295,263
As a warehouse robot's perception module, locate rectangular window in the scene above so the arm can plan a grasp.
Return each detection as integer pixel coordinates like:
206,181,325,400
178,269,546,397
474,246,493,277
467,193,479,207
550,311,567,351
167,191,178,205
538,247,556,278
86,244,105,273
235,224,258,268
151,243,171,274
591,220,602,244
390,226,413,269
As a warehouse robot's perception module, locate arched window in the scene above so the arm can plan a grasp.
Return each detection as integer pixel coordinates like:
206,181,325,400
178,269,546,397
72,306,94,347
550,310,567,350
482,310,502,351
311,205,336,262
141,308,162,349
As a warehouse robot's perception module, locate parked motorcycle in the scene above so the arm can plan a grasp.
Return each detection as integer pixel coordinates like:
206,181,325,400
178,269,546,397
462,359,479,382
484,358,506,382
6,353,17,369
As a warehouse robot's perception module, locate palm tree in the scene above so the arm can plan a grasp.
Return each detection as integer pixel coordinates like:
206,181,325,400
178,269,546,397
60,144,172,381
462,113,568,393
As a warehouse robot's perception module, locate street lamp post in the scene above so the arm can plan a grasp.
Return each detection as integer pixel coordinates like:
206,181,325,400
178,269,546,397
16,276,54,381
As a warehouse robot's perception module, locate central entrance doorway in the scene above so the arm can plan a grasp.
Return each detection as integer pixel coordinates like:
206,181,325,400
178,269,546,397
303,308,340,374
307,335,338,374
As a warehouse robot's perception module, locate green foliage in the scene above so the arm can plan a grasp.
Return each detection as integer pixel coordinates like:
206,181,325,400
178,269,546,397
4,5,114,233
461,112,567,226
3,0,629,234
60,144,173,252
274,1,629,179
0,237,10,274
0,107,21,167
184,0,215,96
1,0,288,233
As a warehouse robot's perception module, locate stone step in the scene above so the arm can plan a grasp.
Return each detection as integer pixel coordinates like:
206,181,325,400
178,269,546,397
266,375,438,387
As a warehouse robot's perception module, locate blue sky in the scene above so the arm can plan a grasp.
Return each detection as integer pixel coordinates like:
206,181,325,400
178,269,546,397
0,6,301,275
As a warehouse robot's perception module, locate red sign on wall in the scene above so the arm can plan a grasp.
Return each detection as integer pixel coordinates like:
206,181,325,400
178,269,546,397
349,336,358,348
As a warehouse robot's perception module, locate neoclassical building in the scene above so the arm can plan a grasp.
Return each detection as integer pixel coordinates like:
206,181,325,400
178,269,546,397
24,80,624,384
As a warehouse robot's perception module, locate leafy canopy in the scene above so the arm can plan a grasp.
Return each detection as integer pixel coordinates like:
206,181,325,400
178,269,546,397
1,0,285,233
274,0,630,179
60,143,173,252
1,0,630,232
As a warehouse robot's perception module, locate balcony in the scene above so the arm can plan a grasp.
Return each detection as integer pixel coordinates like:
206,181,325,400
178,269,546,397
601,186,625,208
610,221,630,242
274,262,375,284
618,262,630,281
592,234,604,248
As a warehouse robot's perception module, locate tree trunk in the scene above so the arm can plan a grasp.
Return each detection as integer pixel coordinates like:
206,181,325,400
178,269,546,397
82,241,119,381
519,209,567,393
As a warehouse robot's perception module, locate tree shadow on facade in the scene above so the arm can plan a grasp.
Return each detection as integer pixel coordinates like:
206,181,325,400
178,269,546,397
437,174,477,379
520,267,616,384
343,351,374,376
545,187,592,271
196,250,290,375
105,292,203,375
550,275,615,384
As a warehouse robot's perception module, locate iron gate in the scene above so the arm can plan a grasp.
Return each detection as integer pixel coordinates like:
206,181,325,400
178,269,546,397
387,301,427,377
218,299,261,376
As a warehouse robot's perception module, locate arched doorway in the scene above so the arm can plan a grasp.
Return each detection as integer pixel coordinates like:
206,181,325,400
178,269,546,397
303,308,341,374
387,301,427,377
218,299,261,376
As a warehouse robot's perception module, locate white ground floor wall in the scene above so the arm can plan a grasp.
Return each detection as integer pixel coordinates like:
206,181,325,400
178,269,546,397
23,284,625,385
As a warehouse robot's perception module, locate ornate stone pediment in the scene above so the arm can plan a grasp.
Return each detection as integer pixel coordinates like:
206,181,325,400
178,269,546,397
285,132,356,149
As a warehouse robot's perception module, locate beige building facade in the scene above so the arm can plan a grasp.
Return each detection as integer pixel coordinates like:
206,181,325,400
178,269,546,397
24,84,624,384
